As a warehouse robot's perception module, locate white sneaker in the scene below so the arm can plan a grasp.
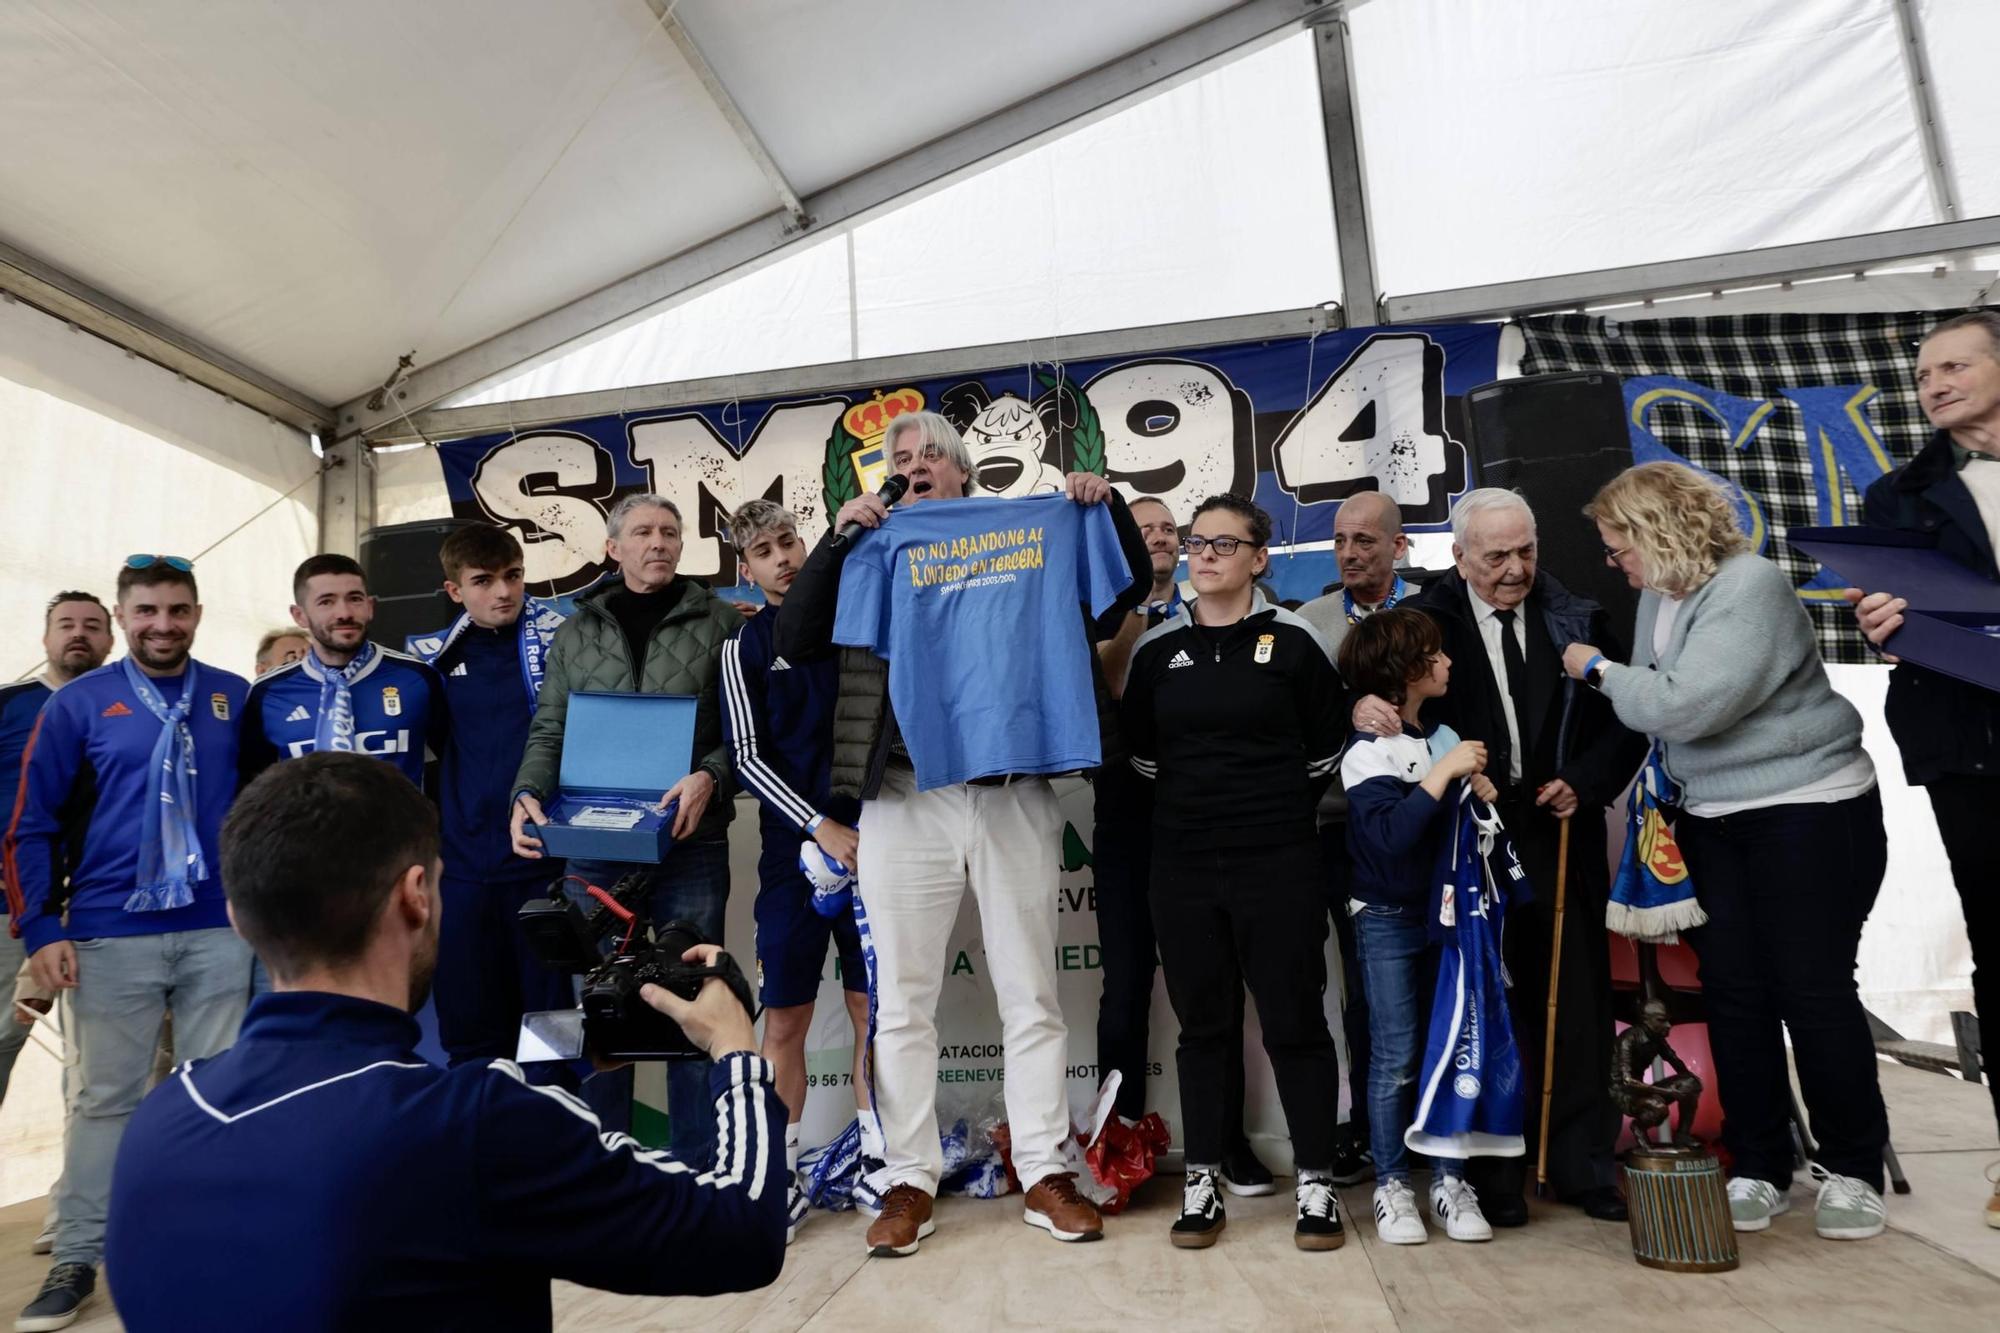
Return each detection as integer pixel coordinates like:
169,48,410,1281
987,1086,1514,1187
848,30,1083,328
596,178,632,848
30,1217,55,1256
1429,1175,1493,1242
1726,1176,1791,1232
1372,1178,1428,1245
786,1179,810,1244
1810,1164,1886,1241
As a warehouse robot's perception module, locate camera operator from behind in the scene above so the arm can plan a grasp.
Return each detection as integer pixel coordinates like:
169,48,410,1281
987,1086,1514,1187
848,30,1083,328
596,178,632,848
105,753,785,1332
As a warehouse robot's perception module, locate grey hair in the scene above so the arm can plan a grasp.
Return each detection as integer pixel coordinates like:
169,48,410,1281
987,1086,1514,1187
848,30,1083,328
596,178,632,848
883,410,975,479
605,492,683,541
727,498,798,552
1450,487,1537,545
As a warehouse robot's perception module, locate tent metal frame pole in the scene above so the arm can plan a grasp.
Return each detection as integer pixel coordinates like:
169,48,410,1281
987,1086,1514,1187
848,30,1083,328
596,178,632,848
367,303,1341,445
1381,214,2000,324
316,437,376,557
648,1,810,230
331,0,1327,442
0,239,332,434
1311,7,1379,323
1890,0,1960,229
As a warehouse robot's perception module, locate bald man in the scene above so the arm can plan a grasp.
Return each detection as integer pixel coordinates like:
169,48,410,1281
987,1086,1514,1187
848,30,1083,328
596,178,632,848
1297,492,1429,1186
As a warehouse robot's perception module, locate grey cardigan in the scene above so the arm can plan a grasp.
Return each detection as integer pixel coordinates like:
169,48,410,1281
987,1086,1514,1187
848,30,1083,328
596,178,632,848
1599,551,1865,805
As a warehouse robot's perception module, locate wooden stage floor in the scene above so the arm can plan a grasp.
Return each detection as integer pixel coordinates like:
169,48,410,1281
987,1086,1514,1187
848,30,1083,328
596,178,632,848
3,1058,1996,1331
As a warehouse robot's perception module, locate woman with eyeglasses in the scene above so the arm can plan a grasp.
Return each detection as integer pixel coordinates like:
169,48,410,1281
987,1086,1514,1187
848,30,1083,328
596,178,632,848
1119,493,1349,1253
1561,461,1891,1242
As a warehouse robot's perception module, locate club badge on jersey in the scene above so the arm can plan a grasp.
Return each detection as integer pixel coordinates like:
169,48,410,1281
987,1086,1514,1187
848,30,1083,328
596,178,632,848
250,644,438,788
1404,784,1532,1162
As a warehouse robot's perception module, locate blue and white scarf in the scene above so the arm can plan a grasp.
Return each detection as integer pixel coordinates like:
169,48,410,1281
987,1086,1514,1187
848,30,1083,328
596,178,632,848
1406,785,1531,1161
1607,742,1705,941
1343,572,1408,624
405,596,563,702
121,657,206,913
310,642,378,753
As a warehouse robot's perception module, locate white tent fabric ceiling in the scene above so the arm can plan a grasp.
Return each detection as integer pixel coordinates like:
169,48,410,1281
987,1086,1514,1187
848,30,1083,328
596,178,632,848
2,0,1999,419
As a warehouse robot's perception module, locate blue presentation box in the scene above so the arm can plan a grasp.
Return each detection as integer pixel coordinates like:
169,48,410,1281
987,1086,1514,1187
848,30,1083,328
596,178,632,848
534,691,697,864
1790,525,2000,693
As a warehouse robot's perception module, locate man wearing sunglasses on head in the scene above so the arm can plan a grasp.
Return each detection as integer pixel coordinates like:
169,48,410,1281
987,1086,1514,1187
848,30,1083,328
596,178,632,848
7,556,254,1331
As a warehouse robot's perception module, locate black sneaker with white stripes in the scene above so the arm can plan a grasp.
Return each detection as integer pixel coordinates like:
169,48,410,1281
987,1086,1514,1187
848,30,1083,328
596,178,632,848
1172,1167,1226,1249
1294,1175,1346,1251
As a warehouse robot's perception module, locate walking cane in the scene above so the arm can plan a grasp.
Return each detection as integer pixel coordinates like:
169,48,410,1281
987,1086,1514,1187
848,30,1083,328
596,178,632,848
1535,814,1572,1194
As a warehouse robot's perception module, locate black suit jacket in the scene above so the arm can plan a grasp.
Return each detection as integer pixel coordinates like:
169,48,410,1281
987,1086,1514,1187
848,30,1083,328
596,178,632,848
1406,570,1645,811
1863,427,2000,784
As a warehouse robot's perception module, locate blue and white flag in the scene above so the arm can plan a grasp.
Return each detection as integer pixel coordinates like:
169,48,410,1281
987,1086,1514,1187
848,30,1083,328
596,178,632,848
1405,785,1531,1161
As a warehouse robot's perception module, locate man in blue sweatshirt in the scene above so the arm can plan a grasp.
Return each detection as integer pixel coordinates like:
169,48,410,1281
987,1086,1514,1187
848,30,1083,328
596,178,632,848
2,591,114,1111
8,557,253,1330
406,526,573,1070
106,750,786,1332
240,553,447,792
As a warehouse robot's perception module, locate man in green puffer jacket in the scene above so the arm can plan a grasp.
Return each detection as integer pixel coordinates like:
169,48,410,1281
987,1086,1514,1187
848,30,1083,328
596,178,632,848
507,491,746,1163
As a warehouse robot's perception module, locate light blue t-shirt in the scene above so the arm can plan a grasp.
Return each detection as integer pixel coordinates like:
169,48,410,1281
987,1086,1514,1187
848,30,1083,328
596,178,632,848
833,493,1132,791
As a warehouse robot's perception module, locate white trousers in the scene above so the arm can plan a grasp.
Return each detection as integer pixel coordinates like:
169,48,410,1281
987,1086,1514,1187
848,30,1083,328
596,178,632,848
858,766,1070,1194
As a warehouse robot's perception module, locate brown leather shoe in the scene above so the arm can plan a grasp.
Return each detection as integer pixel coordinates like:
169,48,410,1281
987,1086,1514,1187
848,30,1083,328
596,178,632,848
1024,1171,1104,1242
865,1184,936,1257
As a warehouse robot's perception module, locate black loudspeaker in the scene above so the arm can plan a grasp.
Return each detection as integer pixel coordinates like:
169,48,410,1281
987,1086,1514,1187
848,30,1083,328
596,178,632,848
1464,372,1639,639
360,519,478,652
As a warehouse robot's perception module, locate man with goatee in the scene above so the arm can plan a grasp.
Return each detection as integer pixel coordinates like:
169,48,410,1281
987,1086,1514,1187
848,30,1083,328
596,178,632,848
8,557,254,1331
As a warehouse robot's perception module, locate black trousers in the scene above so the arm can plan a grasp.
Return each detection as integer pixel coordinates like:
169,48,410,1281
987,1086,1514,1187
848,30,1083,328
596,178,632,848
1093,773,1247,1133
1317,822,1370,1144
1921,776,2000,1135
1470,795,1619,1200
1680,788,1890,1191
1152,833,1340,1169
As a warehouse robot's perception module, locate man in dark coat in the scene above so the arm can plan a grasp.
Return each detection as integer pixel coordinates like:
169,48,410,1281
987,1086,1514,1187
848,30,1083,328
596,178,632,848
1849,310,2000,1227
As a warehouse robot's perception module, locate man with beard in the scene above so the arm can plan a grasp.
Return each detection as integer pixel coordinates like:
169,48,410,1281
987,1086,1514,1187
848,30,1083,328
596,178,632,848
240,554,445,790
8,558,254,1329
2,592,115,1110
105,753,786,1332
1358,490,1643,1228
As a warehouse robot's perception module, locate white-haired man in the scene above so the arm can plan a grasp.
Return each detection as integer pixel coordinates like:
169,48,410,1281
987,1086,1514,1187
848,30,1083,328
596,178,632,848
776,410,1150,1257
1358,488,1644,1229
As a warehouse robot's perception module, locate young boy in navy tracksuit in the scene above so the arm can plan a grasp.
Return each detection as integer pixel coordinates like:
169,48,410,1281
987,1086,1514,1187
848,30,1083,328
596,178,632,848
719,499,874,1241
405,526,575,1072
1337,607,1496,1247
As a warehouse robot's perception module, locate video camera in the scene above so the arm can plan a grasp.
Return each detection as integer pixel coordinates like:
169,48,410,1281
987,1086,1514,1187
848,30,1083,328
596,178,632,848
517,870,755,1061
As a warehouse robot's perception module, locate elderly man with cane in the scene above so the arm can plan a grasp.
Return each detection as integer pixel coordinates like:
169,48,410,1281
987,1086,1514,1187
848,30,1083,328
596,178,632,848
1356,488,1644,1225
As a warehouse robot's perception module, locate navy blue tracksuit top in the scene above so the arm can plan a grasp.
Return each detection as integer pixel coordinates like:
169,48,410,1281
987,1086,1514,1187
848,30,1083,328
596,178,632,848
438,625,545,886
106,992,787,1331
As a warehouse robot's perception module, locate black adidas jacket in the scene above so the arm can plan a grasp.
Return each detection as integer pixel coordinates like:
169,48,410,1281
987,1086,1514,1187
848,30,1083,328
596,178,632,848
1120,593,1348,848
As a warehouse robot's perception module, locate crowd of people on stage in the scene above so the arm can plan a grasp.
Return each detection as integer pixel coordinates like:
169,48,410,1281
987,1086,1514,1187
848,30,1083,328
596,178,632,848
5,310,2000,1327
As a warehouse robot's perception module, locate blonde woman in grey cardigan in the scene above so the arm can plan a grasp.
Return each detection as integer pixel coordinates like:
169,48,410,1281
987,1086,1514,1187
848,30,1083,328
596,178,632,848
1559,462,1890,1243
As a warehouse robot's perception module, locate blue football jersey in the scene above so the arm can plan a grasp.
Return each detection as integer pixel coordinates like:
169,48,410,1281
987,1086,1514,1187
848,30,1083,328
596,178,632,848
241,645,446,791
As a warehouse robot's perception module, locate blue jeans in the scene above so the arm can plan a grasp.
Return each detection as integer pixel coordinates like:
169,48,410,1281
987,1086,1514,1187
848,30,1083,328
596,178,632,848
565,840,731,1164
1353,902,1456,1184
0,925,28,1108
57,927,252,1266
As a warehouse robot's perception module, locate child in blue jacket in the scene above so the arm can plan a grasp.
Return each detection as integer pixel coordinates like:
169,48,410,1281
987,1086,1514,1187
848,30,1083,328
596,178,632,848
1337,608,1496,1247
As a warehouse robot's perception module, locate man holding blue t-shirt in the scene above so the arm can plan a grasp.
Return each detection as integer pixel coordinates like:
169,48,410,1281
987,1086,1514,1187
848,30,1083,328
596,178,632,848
778,410,1149,1258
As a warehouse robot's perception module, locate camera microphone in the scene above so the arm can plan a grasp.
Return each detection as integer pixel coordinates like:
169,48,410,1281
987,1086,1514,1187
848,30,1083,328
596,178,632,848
829,474,910,550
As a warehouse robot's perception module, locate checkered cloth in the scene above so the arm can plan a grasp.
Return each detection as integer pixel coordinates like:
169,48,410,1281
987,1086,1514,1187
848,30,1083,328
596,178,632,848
1518,311,1959,662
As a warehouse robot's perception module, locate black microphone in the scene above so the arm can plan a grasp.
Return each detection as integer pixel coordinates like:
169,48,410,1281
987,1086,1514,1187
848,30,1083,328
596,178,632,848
829,474,909,550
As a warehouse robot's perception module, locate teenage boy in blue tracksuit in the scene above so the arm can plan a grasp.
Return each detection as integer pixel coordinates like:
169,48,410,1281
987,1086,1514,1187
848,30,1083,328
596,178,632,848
719,499,873,1241
240,553,447,792
7,557,255,1330
1337,607,1496,1248
406,525,575,1070
106,752,786,1333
